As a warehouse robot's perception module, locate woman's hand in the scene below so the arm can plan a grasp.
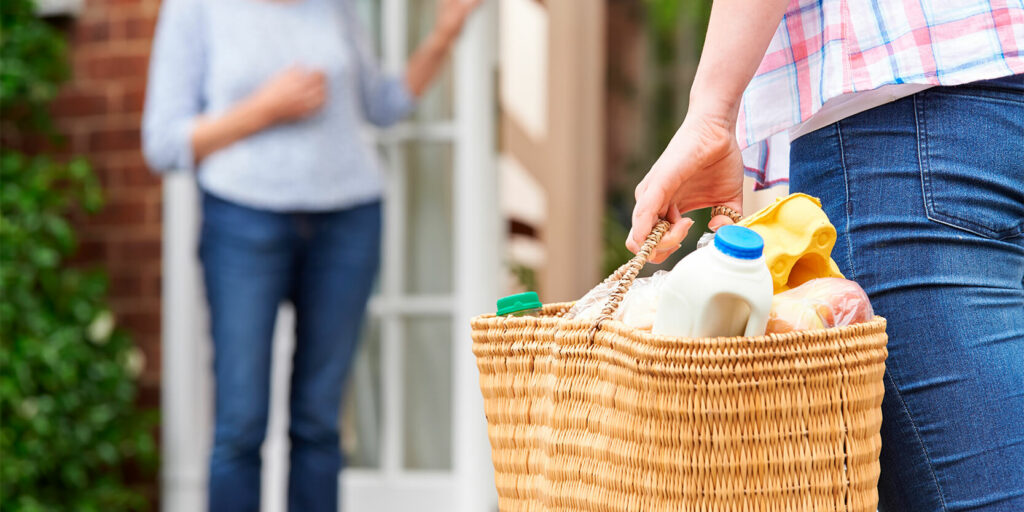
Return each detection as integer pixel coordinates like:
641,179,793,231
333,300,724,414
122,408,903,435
251,66,327,124
435,0,485,43
190,67,327,164
627,110,744,264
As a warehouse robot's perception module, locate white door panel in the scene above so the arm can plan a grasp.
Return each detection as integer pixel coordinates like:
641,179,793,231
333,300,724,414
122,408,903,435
342,471,454,511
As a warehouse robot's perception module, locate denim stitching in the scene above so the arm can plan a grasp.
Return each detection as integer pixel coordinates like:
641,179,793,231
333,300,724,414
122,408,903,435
916,94,934,227
835,122,858,282
883,370,949,512
909,92,951,512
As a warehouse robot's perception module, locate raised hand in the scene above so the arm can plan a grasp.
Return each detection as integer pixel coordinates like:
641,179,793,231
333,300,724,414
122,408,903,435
435,0,485,42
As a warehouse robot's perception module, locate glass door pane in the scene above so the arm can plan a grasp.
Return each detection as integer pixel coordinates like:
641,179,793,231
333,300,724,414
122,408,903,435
403,141,455,295
408,0,454,122
344,317,382,468
400,316,453,470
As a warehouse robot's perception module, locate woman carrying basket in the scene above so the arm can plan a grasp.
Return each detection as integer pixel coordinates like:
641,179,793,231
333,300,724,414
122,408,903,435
628,1,1024,511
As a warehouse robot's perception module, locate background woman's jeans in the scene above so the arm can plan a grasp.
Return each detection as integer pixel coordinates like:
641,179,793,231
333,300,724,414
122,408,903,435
199,193,381,512
791,75,1024,512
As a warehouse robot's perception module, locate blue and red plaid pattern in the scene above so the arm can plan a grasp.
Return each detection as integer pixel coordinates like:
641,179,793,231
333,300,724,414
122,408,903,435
737,0,1024,189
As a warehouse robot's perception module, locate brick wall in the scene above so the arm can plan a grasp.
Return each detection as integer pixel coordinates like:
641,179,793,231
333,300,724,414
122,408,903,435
51,0,163,407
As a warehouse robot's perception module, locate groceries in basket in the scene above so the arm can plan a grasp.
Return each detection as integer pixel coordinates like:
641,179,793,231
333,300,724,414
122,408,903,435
651,225,773,337
570,225,775,337
765,277,874,334
566,193,875,337
736,193,845,293
567,271,668,329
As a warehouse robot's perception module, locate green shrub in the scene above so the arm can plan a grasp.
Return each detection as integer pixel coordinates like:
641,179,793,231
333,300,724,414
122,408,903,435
0,154,157,512
0,0,69,130
1,1,158,510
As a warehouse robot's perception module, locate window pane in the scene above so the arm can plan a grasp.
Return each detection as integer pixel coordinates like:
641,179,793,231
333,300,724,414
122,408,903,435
401,316,452,470
402,141,454,295
354,0,383,55
343,314,382,468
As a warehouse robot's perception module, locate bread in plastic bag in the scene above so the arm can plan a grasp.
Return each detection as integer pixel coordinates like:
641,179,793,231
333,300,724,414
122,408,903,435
567,271,669,330
765,277,874,334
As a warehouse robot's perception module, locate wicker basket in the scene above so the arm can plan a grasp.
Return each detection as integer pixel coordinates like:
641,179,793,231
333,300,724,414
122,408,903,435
471,220,888,512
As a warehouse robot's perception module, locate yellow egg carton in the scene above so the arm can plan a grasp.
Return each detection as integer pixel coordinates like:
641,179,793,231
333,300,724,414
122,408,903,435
738,193,844,293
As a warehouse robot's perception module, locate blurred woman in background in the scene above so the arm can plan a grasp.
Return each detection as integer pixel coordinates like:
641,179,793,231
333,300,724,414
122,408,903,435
142,0,480,510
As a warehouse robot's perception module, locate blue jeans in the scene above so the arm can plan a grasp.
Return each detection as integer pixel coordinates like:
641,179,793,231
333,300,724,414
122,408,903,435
790,75,1024,512
199,193,381,512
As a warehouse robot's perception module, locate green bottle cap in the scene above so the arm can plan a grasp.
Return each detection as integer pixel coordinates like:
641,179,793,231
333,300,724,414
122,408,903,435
496,291,542,316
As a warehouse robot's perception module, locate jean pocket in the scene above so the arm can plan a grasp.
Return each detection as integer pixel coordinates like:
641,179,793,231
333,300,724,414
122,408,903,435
917,91,1024,240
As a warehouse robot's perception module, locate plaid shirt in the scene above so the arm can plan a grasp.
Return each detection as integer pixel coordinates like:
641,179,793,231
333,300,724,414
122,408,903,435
738,0,1024,189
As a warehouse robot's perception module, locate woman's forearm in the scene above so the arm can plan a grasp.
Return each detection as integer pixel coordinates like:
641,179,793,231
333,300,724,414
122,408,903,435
626,0,791,255
190,97,274,164
191,67,326,163
688,0,790,125
403,0,481,97
404,29,457,97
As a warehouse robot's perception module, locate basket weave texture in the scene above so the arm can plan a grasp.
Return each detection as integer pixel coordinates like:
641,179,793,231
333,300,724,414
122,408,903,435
470,221,888,512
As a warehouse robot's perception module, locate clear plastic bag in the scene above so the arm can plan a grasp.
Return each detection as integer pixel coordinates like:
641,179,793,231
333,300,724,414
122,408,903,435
567,271,669,330
765,277,874,334
566,281,616,321
695,231,716,250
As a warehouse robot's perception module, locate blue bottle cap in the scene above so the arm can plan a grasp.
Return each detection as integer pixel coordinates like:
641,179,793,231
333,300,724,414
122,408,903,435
713,225,764,260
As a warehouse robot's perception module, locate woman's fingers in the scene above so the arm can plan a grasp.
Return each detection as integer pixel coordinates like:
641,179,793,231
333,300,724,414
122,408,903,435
302,87,326,112
707,198,744,231
634,176,649,201
649,249,672,264
648,214,693,264
628,204,693,264
656,207,689,250
627,186,664,254
707,214,736,231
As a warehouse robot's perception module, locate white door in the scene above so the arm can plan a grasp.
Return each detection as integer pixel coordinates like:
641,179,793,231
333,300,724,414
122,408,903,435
160,0,499,510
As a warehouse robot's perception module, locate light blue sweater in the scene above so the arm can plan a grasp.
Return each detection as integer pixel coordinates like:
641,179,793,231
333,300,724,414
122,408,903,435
142,0,414,211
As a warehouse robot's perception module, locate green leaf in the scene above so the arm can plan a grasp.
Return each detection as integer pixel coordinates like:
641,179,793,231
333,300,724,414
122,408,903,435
28,247,59,268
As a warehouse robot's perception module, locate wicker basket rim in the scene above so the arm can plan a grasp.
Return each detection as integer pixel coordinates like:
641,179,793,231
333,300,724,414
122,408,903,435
472,301,887,349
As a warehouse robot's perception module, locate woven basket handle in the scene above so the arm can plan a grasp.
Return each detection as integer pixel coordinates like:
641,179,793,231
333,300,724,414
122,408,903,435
592,205,742,329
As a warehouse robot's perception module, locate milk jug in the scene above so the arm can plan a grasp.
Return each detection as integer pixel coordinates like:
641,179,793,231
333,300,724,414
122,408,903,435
652,225,773,338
